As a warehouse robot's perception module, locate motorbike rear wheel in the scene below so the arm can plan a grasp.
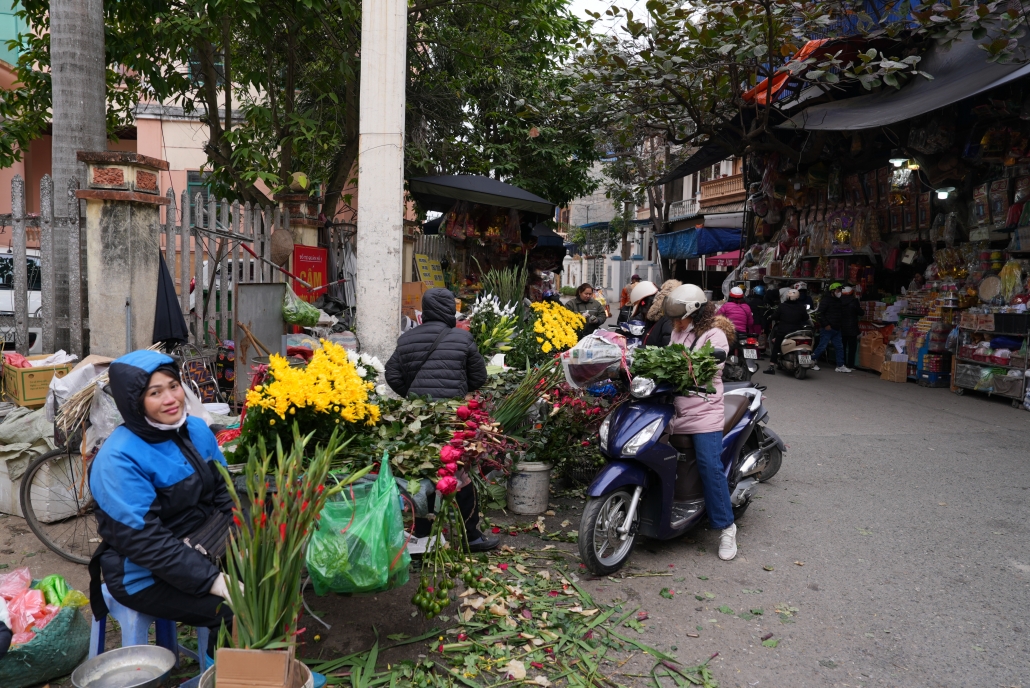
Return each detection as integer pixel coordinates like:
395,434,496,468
757,446,783,482
579,490,638,575
793,366,807,380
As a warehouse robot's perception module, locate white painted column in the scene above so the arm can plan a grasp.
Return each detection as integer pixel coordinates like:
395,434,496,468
356,0,408,361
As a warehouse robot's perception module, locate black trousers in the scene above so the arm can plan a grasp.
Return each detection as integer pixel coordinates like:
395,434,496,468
842,336,858,368
117,579,232,657
414,482,482,541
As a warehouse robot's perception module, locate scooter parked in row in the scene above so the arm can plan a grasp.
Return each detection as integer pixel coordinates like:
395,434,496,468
724,334,760,382
576,362,786,575
772,327,816,379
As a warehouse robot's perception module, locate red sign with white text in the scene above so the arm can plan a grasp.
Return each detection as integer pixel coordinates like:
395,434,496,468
293,245,327,303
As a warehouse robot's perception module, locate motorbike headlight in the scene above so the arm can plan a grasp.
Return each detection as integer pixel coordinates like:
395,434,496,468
622,418,663,456
598,415,611,449
630,376,656,398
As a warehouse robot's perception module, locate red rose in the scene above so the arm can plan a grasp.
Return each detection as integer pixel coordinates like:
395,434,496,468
449,438,464,447
456,406,471,420
440,444,463,463
466,420,478,429
468,399,480,410
436,476,458,495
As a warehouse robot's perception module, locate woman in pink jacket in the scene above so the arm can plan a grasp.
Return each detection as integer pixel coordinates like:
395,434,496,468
664,284,739,561
716,286,754,336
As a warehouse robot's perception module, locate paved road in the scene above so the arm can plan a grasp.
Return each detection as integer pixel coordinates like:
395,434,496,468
3,367,1028,687
588,367,1029,687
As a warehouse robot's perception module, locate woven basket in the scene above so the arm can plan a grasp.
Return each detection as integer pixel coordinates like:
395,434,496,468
270,227,295,266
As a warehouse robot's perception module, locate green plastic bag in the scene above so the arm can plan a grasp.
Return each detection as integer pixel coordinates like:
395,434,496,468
34,574,69,606
306,459,411,595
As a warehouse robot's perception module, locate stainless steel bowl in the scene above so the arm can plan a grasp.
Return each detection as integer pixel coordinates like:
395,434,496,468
71,645,176,688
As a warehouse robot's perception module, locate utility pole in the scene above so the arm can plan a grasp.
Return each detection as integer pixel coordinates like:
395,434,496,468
355,0,408,362
51,0,106,352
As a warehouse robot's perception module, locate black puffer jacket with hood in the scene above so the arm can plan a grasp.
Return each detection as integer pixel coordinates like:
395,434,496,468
385,289,488,400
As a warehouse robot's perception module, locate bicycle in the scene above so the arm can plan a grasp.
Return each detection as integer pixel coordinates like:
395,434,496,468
19,445,99,565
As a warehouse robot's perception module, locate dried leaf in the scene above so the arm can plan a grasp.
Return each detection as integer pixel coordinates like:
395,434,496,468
560,520,571,528
532,676,551,687
489,604,509,616
504,659,526,680
579,608,599,617
794,561,805,567
515,564,530,575
763,565,775,571
545,510,556,516
461,608,475,622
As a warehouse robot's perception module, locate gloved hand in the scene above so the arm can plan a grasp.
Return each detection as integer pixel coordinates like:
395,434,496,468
209,573,244,602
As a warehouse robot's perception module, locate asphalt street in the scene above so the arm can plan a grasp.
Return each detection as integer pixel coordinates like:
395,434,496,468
2,366,1028,687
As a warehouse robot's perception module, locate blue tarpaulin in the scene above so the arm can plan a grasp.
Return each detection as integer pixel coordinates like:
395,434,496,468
655,227,741,260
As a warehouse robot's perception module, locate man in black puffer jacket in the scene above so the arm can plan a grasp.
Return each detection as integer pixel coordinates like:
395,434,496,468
386,288,488,399
385,288,496,551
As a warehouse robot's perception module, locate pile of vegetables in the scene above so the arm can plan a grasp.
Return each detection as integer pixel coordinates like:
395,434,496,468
630,342,721,395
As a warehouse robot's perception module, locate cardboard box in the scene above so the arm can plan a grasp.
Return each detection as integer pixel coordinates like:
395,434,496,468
402,281,431,321
215,647,296,688
3,356,75,408
880,360,907,383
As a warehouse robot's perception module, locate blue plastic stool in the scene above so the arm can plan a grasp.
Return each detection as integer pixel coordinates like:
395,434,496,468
89,584,212,686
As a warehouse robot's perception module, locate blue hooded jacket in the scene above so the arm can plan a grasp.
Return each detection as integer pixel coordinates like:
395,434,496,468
89,350,232,600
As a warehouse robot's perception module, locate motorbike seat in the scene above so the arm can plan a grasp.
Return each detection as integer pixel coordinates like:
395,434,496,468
668,395,750,450
723,395,749,434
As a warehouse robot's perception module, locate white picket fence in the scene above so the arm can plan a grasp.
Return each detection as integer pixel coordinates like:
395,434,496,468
1,174,285,357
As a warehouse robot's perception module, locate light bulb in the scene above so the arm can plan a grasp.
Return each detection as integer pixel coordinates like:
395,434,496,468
889,149,907,167
936,186,955,200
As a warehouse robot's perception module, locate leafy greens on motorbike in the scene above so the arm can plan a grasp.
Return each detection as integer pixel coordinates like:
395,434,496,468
630,343,720,395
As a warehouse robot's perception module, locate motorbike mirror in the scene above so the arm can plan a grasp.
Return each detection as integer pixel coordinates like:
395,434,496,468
712,349,727,363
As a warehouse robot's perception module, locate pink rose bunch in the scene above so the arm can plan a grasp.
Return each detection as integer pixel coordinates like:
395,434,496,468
435,398,493,496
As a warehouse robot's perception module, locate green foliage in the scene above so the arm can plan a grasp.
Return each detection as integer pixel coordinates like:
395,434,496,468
467,294,519,358
477,259,529,317
1,0,598,213
630,343,720,395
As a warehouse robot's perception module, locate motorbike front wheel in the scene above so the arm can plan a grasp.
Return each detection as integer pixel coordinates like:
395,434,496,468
579,490,638,575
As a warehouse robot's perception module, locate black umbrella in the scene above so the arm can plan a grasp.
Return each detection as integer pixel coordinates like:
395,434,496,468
409,175,556,215
152,252,189,344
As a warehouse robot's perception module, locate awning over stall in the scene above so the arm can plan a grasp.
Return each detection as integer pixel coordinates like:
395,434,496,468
409,175,556,215
781,33,1030,131
705,251,740,267
655,227,742,260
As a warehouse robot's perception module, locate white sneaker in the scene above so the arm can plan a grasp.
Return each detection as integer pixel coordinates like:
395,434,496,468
718,523,738,561
811,364,820,371
835,366,853,373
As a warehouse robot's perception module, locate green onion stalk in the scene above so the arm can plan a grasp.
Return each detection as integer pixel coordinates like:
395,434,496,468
216,425,370,649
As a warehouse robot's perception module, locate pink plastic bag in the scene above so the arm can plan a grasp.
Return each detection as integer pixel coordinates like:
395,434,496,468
33,603,60,630
0,567,32,600
8,588,45,634
11,631,36,646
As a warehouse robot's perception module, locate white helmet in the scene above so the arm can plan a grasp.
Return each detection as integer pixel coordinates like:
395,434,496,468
664,284,707,319
786,289,800,301
629,280,658,305
729,286,745,299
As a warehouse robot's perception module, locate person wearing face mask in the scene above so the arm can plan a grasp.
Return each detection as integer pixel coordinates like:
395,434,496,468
88,350,235,659
811,282,851,373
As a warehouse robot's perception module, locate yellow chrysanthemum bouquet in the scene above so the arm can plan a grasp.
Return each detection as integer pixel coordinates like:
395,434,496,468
240,340,381,456
509,301,585,366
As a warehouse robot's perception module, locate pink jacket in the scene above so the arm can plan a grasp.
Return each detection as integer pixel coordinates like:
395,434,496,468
669,324,729,435
716,301,753,335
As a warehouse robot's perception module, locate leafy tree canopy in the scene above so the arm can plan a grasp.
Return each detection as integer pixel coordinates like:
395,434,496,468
571,0,1028,197
0,0,598,213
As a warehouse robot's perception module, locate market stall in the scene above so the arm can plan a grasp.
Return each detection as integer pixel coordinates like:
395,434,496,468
724,37,1030,408
407,175,560,306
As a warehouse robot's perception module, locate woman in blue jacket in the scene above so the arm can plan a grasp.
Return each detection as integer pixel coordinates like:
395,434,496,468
89,350,235,657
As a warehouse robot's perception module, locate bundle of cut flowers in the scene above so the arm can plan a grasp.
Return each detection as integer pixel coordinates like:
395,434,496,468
467,293,519,358
239,340,381,454
509,302,584,366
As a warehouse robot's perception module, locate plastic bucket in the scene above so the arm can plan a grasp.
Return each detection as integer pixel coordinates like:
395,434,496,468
506,462,552,515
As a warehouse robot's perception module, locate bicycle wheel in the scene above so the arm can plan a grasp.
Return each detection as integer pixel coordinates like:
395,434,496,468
20,447,99,565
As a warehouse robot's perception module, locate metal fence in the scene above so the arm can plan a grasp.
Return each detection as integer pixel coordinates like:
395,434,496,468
1,174,286,357
161,191,285,349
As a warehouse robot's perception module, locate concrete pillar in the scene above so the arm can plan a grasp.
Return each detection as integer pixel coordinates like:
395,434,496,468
75,152,170,356
355,0,408,361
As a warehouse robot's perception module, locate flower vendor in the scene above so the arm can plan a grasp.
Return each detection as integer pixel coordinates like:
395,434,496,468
385,288,498,552
565,283,607,338
88,350,235,658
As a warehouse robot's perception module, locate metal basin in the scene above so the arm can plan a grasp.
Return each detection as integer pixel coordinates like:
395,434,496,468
71,645,176,688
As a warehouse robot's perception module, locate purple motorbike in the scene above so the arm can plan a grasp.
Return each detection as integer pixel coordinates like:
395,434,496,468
578,366,785,575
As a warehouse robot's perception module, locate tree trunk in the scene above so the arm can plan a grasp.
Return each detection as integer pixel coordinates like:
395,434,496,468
50,0,107,351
